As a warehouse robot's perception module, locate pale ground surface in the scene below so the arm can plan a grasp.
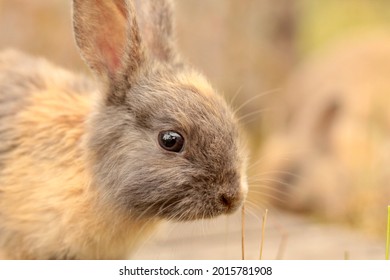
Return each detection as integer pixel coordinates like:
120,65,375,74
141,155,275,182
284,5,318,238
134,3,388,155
132,208,385,260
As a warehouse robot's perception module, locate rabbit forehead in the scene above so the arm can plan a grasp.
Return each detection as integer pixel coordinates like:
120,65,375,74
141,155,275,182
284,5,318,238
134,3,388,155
174,71,214,97
128,68,237,133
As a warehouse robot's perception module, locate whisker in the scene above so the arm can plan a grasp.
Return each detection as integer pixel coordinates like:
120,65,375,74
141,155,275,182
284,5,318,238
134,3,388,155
243,204,264,224
247,151,306,172
237,107,274,122
233,88,281,115
249,186,291,197
247,154,293,171
245,200,270,213
133,200,162,223
228,84,244,106
249,170,303,181
248,191,290,203
249,177,297,189
160,201,186,222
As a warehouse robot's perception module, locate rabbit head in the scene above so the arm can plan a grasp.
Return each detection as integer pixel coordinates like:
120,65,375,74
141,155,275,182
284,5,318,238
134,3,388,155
73,0,248,221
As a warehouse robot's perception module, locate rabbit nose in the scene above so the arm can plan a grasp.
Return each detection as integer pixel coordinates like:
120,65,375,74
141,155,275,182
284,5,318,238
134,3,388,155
219,192,242,213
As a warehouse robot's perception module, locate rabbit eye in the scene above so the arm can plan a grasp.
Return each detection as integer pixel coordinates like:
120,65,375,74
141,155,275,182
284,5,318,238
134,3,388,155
158,131,184,153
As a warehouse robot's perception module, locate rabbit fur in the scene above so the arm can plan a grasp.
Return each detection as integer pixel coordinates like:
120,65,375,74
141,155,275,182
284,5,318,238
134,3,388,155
0,0,248,259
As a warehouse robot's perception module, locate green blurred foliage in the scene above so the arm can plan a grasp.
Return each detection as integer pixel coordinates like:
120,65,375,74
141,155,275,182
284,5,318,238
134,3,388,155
298,0,390,55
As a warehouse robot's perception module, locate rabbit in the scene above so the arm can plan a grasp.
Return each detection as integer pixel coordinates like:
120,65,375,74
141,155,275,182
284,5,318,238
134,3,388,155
0,0,248,259
258,31,390,235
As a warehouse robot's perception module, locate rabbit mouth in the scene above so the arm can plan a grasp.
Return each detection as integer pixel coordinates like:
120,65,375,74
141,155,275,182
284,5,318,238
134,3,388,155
126,182,245,222
149,195,244,222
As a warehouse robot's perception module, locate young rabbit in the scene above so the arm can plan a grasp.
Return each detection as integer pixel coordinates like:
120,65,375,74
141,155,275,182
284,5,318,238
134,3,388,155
258,32,390,235
0,0,248,259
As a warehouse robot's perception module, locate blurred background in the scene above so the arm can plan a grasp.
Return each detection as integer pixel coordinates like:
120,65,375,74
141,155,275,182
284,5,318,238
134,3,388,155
1,0,390,258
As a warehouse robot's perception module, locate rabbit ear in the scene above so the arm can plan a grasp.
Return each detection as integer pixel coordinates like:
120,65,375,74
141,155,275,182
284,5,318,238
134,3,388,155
134,0,179,64
73,0,144,81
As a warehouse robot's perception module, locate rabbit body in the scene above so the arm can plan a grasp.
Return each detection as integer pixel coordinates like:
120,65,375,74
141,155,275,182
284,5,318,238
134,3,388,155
259,32,390,234
0,0,247,259
0,50,158,259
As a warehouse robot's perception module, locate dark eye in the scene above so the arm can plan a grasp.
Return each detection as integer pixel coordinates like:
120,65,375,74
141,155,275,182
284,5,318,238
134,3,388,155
158,131,185,153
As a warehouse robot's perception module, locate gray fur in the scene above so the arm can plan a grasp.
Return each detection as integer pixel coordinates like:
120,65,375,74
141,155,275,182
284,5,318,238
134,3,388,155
88,65,244,220
74,0,247,221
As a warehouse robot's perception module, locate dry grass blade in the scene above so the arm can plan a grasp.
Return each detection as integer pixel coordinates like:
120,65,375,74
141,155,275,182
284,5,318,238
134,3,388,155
386,205,390,260
275,232,288,260
241,204,245,260
259,209,268,260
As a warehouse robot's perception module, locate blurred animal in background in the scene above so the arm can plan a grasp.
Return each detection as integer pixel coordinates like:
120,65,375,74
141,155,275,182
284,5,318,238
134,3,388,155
258,32,390,235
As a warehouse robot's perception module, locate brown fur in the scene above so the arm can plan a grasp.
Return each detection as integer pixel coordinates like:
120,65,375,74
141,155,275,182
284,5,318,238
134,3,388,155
0,0,247,259
259,32,390,235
